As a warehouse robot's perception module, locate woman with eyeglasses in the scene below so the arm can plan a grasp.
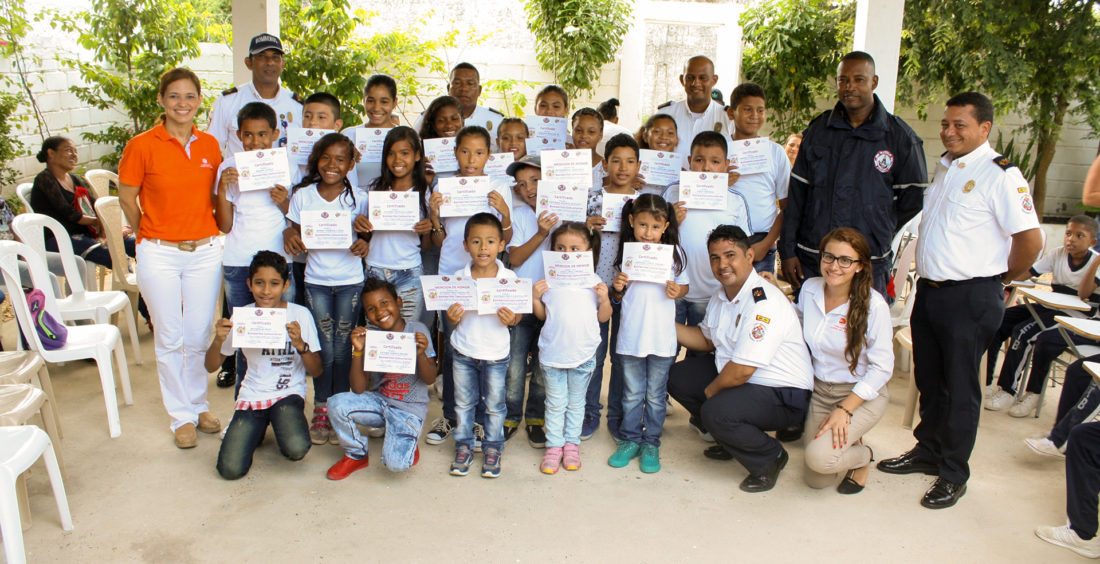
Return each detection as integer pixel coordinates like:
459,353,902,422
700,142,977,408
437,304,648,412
794,227,894,494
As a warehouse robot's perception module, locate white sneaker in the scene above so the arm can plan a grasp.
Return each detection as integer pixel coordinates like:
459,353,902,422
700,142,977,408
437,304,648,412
1036,524,1100,558
984,384,998,401
1009,392,1040,418
1024,437,1066,459
985,388,1015,411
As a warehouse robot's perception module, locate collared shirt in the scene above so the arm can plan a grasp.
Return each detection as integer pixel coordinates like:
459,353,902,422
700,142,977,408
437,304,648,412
207,81,303,156
795,277,893,400
450,259,516,361
117,123,221,242
699,269,813,390
1031,246,1100,298
782,94,927,261
662,183,752,302
916,141,1040,281
661,100,731,169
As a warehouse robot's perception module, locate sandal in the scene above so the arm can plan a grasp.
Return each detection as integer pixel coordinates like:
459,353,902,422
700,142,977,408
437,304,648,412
837,444,874,495
310,405,332,445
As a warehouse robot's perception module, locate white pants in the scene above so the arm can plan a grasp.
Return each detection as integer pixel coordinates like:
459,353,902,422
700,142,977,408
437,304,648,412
137,239,223,431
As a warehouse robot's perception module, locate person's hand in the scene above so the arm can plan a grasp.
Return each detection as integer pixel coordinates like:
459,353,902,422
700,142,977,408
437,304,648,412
415,332,429,356
536,211,558,236
213,318,232,342
816,407,852,449
672,201,687,224
781,257,804,289
287,321,306,351
727,165,742,187
594,282,609,304
488,190,509,217
413,218,432,235
350,326,367,352
497,307,517,326
533,279,549,300
760,271,779,287
446,303,464,325
586,215,606,231
665,280,681,299
612,272,629,293
284,227,306,255
353,214,373,234
269,184,288,206
428,191,443,222
632,173,646,191
219,167,239,191
121,224,134,238
704,381,718,399
349,239,369,258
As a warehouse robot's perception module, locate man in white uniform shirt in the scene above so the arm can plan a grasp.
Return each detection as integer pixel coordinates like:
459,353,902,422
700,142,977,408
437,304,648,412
658,55,731,168
668,225,813,493
878,92,1042,509
414,63,504,138
208,34,303,156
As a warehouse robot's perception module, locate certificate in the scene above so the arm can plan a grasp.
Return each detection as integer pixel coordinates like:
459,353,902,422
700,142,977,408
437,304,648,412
541,149,593,188
727,137,771,175
621,242,674,284
525,136,566,153
639,149,682,186
423,137,459,173
230,307,287,349
362,331,417,375
437,176,494,217
542,251,595,288
368,191,419,231
287,127,335,167
535,181,588,222
235,148,291,192
420,275,477,311
679,171,728,210
299,209,353,249
476,278,533,314
600,192,632,232
354,127,391,164
484,152,515,177
525,115,568,142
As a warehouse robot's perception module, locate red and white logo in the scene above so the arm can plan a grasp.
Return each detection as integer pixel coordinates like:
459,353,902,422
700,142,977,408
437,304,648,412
873,150,894,173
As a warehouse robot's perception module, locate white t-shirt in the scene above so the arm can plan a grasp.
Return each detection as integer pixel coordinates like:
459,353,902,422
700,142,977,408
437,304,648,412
596,120,635,157
728,137,791,233
662,100,731,169
216,157,290,267
508,205,549,281
662,183,753,302
286,184,367,285
698,269,813,390
207,82,302,156
222,303,321,403
616,261,690,358
435,178,509,278
449,260,515,361
1031,246,1100,298
538,277,602,368
365,189,426,270
795,277,893,400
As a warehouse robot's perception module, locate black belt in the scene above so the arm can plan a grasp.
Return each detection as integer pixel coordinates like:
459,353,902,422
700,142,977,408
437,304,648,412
919,275,1001,288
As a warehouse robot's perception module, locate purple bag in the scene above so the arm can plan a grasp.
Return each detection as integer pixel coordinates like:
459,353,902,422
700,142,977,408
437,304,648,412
25,289,67,350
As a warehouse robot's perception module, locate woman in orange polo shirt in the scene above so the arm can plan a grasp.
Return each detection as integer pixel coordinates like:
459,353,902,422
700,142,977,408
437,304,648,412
118,67,225,449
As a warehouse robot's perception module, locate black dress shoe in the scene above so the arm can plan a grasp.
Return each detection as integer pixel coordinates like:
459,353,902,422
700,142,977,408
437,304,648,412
740,448,789,493
921,478,967,509
775,423,803,443
216,370,235,388
703,445,733,461
877,448,939,475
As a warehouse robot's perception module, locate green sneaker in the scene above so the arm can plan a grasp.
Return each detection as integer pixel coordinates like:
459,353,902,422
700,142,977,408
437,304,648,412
608,440,640,468
639,445,661,473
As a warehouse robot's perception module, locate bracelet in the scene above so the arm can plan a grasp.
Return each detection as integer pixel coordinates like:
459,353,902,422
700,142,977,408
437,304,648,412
431,226,445,234
838,405,854,419
351,350,364,357
502,223,513,231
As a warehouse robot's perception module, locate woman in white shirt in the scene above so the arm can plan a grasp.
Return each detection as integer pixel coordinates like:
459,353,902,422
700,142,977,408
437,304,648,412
796,227,893,494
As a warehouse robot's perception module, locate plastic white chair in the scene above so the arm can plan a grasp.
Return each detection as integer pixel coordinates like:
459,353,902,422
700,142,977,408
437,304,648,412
0,353,61,438
895,327,918,429
82,169,116,200
0,425,72,564
0,240,132,438
12,214,143,366
889,232,919,328
91,197,140,315
14,184,32,214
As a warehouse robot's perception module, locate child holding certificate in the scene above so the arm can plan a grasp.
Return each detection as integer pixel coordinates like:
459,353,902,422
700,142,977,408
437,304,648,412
445,213,520,478
351,74,399,190
608,194,688,474
325,279,437,479
355,126,432,323
570,107,607,190
535,85,569,119
533,222,612,474
285,133,369,445
636,113,681,192
419,95,463,182
496,118,528,161
207,252,322,480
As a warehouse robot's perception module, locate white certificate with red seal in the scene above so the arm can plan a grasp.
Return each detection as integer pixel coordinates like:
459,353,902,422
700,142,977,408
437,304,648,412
476,278,533,314
535,181,588,222
287,127,336,167
621,242,674,284
362,330,417,374
639,149,681,186
234,148,291,192
420,275,477,311
543,251,595,288
299,209,354,249
423,137,459,173
353,127,391,164
437,176,494,217
367,191,419,231
484,152,515,177
542,149,593,189
600,192,632,232
230,307,287,349
679,171,728,210
727,137,770,175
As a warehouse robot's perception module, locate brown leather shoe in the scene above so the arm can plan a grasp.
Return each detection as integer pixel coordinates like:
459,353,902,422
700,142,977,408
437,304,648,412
197,412,222,434
174,423,197,449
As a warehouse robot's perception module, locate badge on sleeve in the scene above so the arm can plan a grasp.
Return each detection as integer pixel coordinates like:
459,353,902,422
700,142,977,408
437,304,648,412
752,287,766,303
1017,186,1028,193
755,314,770,324
750,323,767,341
1021,194,1034,212
873,150,894,173
963,180,975,193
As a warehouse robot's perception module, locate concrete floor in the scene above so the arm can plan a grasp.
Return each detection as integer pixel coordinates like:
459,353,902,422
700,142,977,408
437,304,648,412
8,324,1083,563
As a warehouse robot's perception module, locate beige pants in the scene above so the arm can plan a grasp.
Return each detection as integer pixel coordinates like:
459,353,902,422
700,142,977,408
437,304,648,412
802,379,889,489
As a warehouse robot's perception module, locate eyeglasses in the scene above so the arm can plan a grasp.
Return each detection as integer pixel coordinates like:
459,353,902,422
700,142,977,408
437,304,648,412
821,252,858,268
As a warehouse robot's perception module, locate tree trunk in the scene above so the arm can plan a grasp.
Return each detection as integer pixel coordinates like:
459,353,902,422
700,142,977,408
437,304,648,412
1032,94,1069,220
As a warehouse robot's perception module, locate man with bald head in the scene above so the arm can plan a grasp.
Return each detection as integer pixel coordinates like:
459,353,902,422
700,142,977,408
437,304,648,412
659,55,731,162
414,62,503,135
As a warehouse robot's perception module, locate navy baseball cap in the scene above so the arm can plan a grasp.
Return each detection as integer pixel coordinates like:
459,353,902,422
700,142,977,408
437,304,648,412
248,34,284,56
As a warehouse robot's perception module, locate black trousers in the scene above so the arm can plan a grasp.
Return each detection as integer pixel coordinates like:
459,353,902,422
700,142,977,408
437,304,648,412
668,355,809,475
985,304,1051,386
911,278,1004,484
1050,355,1100,446
1067,422,1100,539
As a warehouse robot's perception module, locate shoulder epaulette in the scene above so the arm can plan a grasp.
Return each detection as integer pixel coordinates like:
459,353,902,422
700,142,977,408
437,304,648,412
486,107,504,117
220,87,238,96
291,92,305,105
657,100,673,109
752,286,766,303
993,155,1015,170
940,150,948,157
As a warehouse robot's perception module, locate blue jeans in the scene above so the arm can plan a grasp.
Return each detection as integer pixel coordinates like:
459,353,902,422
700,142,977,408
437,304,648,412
675,298,708,358
305,281,364,404
753,246,776,273
328,390,423,471
47,232,135,269
586,301,624,422
366,264,424,323
506,315,546,426
291,261,307,306
452,350,508,451
543,356,597,447
223,265,296,395
620,354,674,447
216,395,310,480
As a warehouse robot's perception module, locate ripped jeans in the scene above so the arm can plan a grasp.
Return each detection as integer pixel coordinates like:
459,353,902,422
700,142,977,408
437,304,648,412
328,391,423,471
305,282,364,404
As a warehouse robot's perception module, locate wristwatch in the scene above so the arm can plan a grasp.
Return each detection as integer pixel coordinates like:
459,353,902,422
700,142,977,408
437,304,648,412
297,343,310,354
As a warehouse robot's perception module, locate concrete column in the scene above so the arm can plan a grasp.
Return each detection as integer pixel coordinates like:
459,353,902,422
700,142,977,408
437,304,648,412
853,0,905,114
231,0,280,85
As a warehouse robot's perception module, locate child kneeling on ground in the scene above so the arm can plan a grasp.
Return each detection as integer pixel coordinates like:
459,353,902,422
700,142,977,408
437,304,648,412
326,279,438,479
209,251,323,480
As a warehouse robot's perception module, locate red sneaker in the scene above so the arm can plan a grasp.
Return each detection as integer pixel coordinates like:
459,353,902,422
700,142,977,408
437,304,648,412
326,455,369,480
412,447,420,467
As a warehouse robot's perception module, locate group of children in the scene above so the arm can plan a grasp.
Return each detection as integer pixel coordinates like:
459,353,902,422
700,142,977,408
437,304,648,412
202,76,799,481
